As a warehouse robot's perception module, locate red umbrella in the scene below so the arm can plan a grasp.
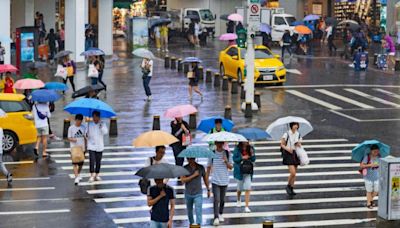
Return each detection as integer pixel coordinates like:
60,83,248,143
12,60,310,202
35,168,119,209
0,64,18,74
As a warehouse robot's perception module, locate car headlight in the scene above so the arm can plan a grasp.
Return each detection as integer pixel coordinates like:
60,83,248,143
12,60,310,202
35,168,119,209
277,66,285,71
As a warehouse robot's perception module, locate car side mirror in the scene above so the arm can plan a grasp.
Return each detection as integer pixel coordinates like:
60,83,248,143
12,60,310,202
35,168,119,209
232,55,239,60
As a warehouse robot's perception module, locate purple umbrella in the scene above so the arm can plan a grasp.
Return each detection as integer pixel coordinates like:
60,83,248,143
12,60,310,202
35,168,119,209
260,23,271,34
303,14,320,21
219,33,238,41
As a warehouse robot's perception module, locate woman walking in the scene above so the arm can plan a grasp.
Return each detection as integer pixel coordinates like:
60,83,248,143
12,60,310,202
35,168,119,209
233,141,256,213
280,122,301,195
141,57,153,101
62,56,76,92
97,55,107,90
188,62,203,100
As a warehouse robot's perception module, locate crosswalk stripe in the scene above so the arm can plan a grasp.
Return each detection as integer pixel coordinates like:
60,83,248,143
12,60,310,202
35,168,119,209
3,161,34,165
0,187,55,192
85,178,363,191
315,89,375,109
373,88,400,99
344,88,400,108
0,198,69,203
202,218,376,228
0,177,50,181
93,186,364,202
113,207,377,224
0,209,70,215
286,90,343,110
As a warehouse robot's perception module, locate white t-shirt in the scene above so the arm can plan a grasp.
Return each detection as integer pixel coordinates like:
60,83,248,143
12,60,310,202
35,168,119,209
87,121,108,152
68,124,86,148
282,130,302,150
141,59,153,77
325,26,333,38
32,103,51,129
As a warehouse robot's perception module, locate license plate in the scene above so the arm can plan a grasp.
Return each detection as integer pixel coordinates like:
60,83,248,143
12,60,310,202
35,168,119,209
263,75,273,81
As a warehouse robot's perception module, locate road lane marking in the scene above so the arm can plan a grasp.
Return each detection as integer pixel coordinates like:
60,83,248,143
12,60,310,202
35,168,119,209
373,88,400,99
0,198,69,203
344,88,400,108
0,209,70,215
3,161,34,165
286,90,343,110
0,177,50,181
0,187,55,192
113,207,377,224
286,69,302,75
316,89,375,109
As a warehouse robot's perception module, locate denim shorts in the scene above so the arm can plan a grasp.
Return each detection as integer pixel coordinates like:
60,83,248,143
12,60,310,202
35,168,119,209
365,179,379,193
36,126,49,136
237,174,252,191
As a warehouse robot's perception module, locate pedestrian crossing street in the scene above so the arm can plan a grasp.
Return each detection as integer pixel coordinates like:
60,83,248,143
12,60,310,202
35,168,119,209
47,138,377,228
281,86,400,122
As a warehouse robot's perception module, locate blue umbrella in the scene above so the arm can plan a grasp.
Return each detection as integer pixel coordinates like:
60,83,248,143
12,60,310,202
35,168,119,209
30,89,61,102
44,82,68,91
291,21,304,26
236,128,271,141
64,98,116,118
303,14,320,21
80,47,105,56
351,140,390,163
178,146,216,158
260,23,271,34
182,57,202,64
197,116,234,133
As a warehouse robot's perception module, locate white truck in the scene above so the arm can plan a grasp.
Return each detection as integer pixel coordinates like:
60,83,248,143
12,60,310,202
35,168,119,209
168,8,216,37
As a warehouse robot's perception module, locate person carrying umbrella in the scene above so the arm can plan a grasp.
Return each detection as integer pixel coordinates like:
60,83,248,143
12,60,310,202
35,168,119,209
281,30,292,60
141,57,153,102
360,144,380,209
2,72,15,94
154,25,161,51
160,23,169,52
170,117,190,166
144,146,169,186
208,119,226,151
188,62,203,100
325,23,337,54
233,141,256,213
32,101,51,158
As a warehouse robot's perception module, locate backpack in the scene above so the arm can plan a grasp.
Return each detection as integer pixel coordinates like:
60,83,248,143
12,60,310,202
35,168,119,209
138,157,154,194
240,158,254,175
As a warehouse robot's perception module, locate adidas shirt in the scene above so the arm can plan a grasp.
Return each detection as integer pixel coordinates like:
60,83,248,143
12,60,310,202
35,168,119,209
68,125,86,148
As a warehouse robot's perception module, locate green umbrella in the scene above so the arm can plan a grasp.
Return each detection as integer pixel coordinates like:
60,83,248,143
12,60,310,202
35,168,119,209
178,146,216,158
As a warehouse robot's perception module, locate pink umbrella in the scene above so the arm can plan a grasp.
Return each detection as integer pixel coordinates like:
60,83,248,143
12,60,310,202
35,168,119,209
164,104,198,119
13,79,45,90
219,33,238,41
0,64,18,73
228,13,243,22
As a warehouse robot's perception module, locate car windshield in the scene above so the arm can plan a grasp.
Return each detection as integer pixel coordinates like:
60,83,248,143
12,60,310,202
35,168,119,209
0,100,31,112
240,48,273,59
200,9,214,21
286,17,296,26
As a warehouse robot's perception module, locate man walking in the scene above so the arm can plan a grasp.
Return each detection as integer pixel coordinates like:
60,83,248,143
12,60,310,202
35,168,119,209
281,30,292,60
87,111,108,183
67,114,86,185
32,102,51,158
147,178,175,228
326,23,337,54
170,117,190,166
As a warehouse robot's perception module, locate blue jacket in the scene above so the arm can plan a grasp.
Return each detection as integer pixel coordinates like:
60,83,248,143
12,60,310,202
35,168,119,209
233,146,256,181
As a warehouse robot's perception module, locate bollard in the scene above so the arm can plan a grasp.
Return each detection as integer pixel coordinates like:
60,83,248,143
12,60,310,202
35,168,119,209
109,117,118,136
214,73,221,87
198,66,204,80
184,63,189,74
189,113,197,129
170,57,176,70
240,84,245,99
263,220,273,228
164,55,170,68
63,118,70,138
395,59,400,71
374,53,378,65
224,106,232,120
254,91,261,108
206,69,212,83
177,58,183,72
222,77,229,90
152,116,160,130
231,79,238,94
244,102,252,118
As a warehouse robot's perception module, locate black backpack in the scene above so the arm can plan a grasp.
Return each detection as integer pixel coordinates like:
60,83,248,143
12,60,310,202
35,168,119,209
240,159,253,175
139,157,153,194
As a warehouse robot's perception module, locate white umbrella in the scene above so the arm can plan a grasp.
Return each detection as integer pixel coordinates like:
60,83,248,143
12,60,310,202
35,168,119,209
202,131,247,142
132,48,155,59
0,109,6,118
338,20,359,26
266,116,313,140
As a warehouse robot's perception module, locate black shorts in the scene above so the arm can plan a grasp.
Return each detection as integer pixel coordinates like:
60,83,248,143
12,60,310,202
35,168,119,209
189,79,198,87
282,150,300,166
72,161,84,166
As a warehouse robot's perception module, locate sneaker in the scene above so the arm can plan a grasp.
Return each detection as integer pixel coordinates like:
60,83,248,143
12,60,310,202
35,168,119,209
219,214,224,222
74,177,80,185
88,177,95,183
95,176,102,181
213,218,219,226
236,200,241,207
245,207,251,213
53,136,62,141
6,173,12,183
148,96,152,101
78,175,83,181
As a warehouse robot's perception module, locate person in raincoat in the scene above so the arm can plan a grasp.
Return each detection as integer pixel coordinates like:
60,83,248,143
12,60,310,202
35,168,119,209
2,72,16,94
233,141,256,213
360,144,380,209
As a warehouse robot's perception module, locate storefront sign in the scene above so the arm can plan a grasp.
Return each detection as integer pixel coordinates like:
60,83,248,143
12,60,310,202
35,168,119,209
389,163,400,219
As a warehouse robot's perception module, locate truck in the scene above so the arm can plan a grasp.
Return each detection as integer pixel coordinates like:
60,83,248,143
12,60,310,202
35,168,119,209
168,8,216,37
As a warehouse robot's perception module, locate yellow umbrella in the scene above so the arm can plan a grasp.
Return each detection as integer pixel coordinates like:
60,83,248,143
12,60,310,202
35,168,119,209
132,130,179,147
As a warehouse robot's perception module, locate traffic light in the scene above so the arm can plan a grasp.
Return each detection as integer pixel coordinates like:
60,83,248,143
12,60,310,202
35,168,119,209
236,29,247,48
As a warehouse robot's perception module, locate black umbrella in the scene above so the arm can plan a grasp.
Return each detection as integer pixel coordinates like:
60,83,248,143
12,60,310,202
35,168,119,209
26,61,48,69
220,14,229,21
135,163,190,179
72,84,105,99
325,17,338,26
54,50,73,59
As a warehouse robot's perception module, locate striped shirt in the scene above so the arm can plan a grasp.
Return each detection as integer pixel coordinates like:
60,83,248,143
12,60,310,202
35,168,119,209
207,150,232,186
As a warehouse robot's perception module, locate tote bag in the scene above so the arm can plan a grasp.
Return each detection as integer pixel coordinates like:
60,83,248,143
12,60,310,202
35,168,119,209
88,64,99,78
296,146,309,166
70,146,85,163
55,64,67,79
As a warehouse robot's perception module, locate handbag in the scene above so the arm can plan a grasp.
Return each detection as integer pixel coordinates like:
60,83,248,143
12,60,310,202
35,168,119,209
182,133,192,146
187,71,195,79
296,146,309,166
70,146,85,163
66,65,74,77
55,64,67,79
88,64,99,78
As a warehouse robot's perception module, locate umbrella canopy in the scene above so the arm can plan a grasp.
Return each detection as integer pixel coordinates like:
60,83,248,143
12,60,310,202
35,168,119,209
132,48,155,59
64,98,116,118
338,20,359,26
303,14,320,21
351,140,390,163
178,146,216,158
30,89,61,103
26,61,48,69
0,108,7,118
44,82,68,91
150,18,171,28
202,131,247,142
266,116,313,140
291,21,304,26
136,163,190,179
0,64,18,74
219,33,238,41
54,50,73,59
164,104,197,119
220,14,229,21
348,23,361,31
13,79,45,90
236,128,271,141
260,23,271,34
133,130,179,147
72,85,105,99
325,17,338,26
228,13,243,22
182,57,202,64
197,116,234,133
80,47,105,56
294,25,312,35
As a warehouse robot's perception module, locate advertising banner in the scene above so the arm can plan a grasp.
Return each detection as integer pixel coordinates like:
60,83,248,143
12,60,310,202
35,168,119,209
132,17,149,50
389,163,400,219
20,32,34,62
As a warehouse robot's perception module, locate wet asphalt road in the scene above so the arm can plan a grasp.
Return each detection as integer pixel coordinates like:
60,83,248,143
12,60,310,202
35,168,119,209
1,36,400,228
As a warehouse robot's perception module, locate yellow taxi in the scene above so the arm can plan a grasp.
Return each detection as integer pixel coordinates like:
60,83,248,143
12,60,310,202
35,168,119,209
219,45,286,85
0,93,37,153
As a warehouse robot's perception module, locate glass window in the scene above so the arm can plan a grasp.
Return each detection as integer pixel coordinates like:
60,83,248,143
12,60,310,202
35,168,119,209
240,48,273,59
200,9,214,21
0,101,30,113
275,17,286,26
226,47,238,57
285,17,296,26
187,10,199,17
